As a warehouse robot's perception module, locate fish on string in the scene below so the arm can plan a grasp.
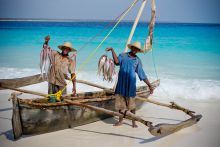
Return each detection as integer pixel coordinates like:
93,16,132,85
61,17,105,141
40,44,54,79
98,55,115,82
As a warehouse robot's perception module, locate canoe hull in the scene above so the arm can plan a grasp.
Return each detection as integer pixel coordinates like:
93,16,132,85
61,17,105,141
20,100,114,135
17,99,144,136
11,80,160,139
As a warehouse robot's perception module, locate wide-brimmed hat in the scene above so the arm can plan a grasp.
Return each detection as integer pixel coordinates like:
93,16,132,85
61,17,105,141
58,42,77,52
127,41,144,53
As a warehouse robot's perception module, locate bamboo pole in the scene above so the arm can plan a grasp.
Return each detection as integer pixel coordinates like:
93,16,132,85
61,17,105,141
64,99,202,137
136,96,195,117
0,74,46,90
65,99,153,127
1,79,112,98
2,86,47,97
76,79,111,90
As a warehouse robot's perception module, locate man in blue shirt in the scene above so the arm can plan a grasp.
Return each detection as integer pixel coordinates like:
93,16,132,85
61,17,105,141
106,41,153,128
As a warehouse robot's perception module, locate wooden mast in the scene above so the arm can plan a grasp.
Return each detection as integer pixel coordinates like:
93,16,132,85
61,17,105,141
124,0,147,52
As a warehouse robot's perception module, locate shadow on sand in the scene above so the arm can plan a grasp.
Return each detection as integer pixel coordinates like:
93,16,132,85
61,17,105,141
101,117,137,127
72,116,183,144
73,128,162,144
0,116,11,120
0,107,12,112
0,129,14,141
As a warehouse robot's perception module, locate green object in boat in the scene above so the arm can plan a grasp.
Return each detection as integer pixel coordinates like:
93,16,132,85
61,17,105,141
49,95,56,103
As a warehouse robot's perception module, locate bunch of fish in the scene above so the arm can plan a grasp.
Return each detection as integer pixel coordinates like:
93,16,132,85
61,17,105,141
40,44,54,78
98,55,115,82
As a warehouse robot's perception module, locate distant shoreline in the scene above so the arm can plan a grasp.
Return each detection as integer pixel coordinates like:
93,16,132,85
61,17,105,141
0,18,219,25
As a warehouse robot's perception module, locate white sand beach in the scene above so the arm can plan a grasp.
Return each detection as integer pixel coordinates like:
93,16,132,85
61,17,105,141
0,87,220,147
1,0,220,146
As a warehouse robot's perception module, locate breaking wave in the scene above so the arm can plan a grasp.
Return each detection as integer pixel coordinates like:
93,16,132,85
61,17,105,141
0,67,220,101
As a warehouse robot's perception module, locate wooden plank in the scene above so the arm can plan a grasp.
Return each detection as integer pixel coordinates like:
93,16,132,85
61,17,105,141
148,115,202,136
0,73,110,90
11,92,23,140
0,74,46,90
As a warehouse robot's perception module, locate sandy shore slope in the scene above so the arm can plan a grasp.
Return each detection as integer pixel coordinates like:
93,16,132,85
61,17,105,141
0,89,220,147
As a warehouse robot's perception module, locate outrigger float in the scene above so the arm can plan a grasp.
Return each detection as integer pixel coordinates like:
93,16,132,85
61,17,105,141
0,0,202,140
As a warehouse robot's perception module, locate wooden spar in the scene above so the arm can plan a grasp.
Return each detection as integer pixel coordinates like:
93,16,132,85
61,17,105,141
76,79,110,90
0,74,46,90
0,74,110,91
136,97,169,107
149,115,202,136
2,86,47,97
65,79,159,100
65,99,153,127
124,0,147,52
11,92,23,140
64,99,202,137
136,97,196,117
1,78,159,99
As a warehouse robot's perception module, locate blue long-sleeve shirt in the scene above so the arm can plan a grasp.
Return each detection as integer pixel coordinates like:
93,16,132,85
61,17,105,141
115,52,147,97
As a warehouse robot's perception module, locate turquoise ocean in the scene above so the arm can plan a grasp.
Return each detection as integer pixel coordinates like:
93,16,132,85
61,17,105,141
0,21,220,100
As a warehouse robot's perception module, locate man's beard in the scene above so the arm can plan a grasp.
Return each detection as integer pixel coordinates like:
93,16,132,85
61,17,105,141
61,52,69,57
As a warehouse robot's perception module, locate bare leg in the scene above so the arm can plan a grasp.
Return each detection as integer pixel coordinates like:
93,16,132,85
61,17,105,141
131,109,138,128
114,110,123,126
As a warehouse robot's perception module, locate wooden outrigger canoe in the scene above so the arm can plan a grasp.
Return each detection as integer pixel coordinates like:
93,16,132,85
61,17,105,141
0,74,160,139
0,74,202,140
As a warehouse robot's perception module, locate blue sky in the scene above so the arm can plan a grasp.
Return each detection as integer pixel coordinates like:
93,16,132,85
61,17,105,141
0,0,219,23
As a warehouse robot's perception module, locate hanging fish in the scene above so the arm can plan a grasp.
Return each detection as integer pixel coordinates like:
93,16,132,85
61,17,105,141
98,55,107,75
107,59,115,82
97,55,115,82
40,44,54,78
103,57,109,81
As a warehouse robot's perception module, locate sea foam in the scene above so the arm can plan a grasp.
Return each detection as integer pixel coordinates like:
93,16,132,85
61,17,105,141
1,67,220,101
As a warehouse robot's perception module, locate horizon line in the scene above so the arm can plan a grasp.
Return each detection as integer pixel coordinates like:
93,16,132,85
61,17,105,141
0,18,219,25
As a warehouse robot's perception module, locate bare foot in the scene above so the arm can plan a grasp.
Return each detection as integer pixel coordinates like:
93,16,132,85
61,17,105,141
114,122,122,126
132,124,138,128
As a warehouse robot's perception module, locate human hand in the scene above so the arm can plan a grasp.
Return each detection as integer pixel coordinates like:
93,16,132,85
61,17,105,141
105,47,113,52
45,35,50,41
149,85,154,94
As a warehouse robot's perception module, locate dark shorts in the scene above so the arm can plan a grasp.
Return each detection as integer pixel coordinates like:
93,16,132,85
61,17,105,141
48,83,67,95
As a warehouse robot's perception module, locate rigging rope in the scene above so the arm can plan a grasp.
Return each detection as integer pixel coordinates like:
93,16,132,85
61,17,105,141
75,1,140,54
47,0,139,101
